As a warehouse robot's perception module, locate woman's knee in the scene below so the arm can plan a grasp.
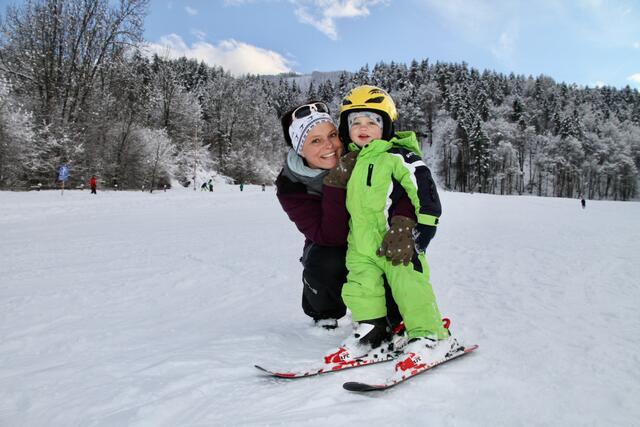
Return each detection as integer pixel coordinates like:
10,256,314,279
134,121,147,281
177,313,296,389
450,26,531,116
304,244,347,277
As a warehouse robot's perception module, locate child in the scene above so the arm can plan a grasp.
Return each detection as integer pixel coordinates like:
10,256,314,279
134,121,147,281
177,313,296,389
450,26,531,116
329,85,459,364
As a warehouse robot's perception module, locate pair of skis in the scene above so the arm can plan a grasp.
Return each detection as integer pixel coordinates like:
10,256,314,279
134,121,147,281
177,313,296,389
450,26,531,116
255,343,478,392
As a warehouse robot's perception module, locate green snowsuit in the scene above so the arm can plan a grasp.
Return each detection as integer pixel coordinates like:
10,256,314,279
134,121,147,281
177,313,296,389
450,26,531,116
342,131,449,340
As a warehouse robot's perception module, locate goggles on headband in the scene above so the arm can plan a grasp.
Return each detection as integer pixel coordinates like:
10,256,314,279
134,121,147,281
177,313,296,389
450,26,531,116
292,102,330,120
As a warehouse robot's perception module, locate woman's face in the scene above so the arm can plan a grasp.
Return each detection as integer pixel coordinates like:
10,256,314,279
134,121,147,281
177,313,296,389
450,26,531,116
301,122,343,169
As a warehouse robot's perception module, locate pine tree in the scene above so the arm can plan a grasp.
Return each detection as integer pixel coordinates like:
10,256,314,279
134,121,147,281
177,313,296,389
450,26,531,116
307,81,317,100
469,119,490,192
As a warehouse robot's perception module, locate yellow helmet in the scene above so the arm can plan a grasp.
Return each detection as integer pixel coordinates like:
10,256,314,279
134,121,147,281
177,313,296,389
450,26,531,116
339,85,397,142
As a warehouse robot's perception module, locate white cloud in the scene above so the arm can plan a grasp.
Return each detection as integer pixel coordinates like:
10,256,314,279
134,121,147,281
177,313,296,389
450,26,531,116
225,0,386,39
633,42,640,49
185,6,198,15
490,24,518,66
628,73,640,85
142,34,294,76
191,29,207,40
291,0,387,40
594,80,606,88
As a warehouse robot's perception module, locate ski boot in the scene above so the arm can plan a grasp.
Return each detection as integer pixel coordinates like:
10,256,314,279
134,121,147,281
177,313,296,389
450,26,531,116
394,318,463,374
324,317,391,363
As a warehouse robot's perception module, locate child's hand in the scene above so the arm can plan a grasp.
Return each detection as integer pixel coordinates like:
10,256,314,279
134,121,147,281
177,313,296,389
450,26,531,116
376,215,416,266
323,151,359,188
413,223,436,253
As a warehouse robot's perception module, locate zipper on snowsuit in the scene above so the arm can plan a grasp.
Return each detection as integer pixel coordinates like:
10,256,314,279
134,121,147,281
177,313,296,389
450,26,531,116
366,164,374,187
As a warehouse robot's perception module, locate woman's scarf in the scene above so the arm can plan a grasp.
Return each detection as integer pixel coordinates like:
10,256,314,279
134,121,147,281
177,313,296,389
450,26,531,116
282,149,328,196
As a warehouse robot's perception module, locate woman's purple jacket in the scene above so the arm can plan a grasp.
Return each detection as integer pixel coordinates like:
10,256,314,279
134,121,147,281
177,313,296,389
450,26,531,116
275,171,416,249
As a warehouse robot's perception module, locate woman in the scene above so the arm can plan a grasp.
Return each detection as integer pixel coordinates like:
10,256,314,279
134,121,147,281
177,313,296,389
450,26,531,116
275,101,413,331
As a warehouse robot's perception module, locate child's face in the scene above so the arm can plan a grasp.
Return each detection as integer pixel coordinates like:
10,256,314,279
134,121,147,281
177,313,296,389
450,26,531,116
301,122,343,169
349,115,383,147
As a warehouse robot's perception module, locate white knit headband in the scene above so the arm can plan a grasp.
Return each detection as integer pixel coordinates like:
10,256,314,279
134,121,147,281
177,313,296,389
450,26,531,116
289,112,335,155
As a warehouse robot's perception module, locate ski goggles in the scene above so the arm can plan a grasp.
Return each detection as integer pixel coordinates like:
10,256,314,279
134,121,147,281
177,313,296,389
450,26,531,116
292,102,330,120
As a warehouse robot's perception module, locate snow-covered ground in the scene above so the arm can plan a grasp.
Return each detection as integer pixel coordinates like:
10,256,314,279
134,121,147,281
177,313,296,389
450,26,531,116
1,185,639,426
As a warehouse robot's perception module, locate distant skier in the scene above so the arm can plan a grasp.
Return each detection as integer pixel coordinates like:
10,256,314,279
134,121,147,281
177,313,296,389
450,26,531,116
208,179,213,192
581,198,586,209
200,181,208,191
89,175,97,194
239,182,244,192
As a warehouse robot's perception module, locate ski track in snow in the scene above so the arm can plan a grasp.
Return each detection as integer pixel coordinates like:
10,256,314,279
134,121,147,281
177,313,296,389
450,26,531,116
1,186,639,426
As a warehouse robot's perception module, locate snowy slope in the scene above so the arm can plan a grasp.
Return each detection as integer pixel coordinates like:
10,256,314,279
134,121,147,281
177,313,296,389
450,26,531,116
1,186,639,426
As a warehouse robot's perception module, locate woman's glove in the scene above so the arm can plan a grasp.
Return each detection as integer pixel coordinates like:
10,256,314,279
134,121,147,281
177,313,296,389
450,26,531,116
323,151,359,189
376,215,417,266
413,223,436,253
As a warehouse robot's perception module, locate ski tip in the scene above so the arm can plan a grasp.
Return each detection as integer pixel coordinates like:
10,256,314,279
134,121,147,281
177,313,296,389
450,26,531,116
255,365,311,378
343,381,386,392
343,344,479,392
255,365,288,376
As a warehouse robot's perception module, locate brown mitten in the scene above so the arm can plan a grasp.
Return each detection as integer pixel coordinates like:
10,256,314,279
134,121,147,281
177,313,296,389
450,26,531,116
376,215,417,266
323,151,359,188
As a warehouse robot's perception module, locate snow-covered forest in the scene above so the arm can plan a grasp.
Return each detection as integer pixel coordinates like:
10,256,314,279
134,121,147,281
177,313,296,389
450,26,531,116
1,0,639,199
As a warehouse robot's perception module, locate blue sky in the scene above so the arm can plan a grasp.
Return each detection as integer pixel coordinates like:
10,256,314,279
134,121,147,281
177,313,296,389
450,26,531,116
2,0,639,88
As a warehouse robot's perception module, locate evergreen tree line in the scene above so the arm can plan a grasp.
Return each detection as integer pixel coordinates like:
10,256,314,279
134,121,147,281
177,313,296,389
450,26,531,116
1,0,638,199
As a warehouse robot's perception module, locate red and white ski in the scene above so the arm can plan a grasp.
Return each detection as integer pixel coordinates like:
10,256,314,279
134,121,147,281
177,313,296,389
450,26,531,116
343,344,478,391
255,347,402,379
256,321,410,378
